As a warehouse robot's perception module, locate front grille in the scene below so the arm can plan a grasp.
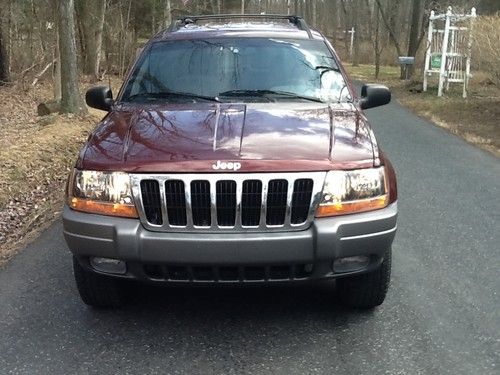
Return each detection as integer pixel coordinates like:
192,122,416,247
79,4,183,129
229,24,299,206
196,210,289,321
143,263,314,282
164,180,187,226
140,180,162,225
291,179,314,224
266,179,288,225
216,180,237,226
191,180,211,226
241,180,262,226
132,172,325,232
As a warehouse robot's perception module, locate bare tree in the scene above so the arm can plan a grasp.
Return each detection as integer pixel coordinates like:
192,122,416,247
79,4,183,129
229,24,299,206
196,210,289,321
164,0,172,28
53,23,61,100
352,0,360,66
58,0,86,114
375,0,406,77
311,0,317,25
407,0,425,77
372,0,385,78
209,0,220,14
0,0,10,85
0,31,8,85
76,0,106,79
261,0,270,13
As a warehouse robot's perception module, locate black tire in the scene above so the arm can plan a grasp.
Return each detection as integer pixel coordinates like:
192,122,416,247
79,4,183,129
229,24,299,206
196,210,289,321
336,248,392,309
73,257,126,308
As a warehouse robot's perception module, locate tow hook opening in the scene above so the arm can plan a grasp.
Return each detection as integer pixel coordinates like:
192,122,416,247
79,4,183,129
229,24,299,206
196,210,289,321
333,255,370,274
90,257,127,275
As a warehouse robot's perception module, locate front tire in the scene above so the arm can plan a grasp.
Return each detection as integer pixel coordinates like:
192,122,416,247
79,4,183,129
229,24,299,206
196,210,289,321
73,257,126,308
336,248,392,309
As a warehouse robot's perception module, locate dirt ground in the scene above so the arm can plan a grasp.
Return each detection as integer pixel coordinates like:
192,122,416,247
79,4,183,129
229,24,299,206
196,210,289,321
0,80,108,266
346,65,500,157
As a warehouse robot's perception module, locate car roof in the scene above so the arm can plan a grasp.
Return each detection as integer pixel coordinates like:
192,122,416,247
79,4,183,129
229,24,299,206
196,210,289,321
151,15,325,42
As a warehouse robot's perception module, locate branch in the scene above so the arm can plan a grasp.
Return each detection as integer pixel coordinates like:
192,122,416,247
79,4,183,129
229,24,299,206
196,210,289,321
31,60,56,86
374,0,403,56
20,62,39,78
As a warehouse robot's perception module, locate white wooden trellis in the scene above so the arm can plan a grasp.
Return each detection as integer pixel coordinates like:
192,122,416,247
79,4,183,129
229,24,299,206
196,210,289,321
423,7,477,98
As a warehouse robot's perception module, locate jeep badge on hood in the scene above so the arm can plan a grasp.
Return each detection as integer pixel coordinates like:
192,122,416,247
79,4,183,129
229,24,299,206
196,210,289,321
212,160,242,171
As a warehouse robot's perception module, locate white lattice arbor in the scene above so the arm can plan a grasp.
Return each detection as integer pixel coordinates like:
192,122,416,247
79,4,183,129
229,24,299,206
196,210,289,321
423,7,477,98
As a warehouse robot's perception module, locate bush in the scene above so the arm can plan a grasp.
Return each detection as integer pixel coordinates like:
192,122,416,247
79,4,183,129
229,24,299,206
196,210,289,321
473,16,500,86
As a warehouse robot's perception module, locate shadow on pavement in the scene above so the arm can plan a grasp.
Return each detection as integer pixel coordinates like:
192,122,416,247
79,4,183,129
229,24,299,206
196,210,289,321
84,281,378,325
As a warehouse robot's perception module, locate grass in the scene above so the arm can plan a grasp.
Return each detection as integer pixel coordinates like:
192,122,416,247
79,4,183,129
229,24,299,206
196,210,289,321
346,64,402,83
345,64,500,157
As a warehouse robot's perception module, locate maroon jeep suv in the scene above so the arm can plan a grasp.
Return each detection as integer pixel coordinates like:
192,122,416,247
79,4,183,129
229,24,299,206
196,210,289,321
63,15,397,309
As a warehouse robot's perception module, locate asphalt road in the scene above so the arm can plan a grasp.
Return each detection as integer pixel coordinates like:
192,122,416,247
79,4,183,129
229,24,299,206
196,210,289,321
1,97,499,375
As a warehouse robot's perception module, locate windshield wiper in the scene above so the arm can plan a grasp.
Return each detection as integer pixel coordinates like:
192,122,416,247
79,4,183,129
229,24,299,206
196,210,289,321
314,65,342,80
314,65,341,72
218,90,324,103
126,91,220,102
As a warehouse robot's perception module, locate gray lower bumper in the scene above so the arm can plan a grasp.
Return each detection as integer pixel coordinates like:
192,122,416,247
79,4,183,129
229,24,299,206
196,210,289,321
63,203,397,280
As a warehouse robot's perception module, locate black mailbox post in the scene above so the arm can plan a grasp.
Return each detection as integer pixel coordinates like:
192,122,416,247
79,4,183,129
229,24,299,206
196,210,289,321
398,56,415,80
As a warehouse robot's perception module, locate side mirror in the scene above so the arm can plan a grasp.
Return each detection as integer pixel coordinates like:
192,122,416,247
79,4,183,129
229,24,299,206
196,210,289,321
359,84,391,110
85,86,114,111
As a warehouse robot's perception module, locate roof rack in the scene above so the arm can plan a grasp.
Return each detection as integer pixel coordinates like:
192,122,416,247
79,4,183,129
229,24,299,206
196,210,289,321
168,14,313,39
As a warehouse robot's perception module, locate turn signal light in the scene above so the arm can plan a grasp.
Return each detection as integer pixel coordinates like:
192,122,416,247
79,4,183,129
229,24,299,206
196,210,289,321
69,197,138,218
316,195,388,217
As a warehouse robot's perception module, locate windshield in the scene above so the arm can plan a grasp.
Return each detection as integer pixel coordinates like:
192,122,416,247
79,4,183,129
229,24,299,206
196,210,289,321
121,38,351,103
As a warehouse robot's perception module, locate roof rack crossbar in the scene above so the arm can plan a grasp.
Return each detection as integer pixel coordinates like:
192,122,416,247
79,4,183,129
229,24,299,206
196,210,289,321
172,14,313,39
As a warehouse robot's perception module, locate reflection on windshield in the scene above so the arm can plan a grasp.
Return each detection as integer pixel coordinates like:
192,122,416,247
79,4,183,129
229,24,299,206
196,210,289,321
122,38,351,103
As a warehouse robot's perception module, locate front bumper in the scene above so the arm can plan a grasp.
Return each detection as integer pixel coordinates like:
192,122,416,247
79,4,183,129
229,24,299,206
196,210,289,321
63,202,397,282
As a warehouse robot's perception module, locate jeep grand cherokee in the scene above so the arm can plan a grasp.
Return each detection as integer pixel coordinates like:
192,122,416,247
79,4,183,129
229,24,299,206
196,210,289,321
63,15,397,309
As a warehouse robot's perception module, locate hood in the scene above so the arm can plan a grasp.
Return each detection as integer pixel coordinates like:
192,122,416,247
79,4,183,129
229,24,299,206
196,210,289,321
79,102,376,172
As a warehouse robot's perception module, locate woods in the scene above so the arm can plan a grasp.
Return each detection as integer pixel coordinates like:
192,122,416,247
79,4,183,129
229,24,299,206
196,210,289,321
0,0,499,111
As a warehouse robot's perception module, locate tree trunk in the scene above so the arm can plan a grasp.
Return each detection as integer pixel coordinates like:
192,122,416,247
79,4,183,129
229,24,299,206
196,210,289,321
94,0,106,78
339,0,350,59
209,0,218,13
375,0,405,77
53,29,62,100
327,0,338,38
305,0,312,23
352,0,360,66
0,0,10,85
58,0,86,114
0,30,8,85
407,0,423,78
77,0,106,79
311,0,317,26
374,1,383,79
164,0,172,28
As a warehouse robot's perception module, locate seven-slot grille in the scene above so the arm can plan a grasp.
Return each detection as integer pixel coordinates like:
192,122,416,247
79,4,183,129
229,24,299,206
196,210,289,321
132,173,325,232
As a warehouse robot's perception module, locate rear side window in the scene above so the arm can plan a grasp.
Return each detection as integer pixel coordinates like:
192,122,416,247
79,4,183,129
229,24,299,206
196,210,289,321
122,38,351,103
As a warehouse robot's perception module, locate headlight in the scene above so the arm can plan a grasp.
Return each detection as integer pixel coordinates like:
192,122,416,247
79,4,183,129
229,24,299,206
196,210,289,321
316,167,388,217
67,170,138,218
